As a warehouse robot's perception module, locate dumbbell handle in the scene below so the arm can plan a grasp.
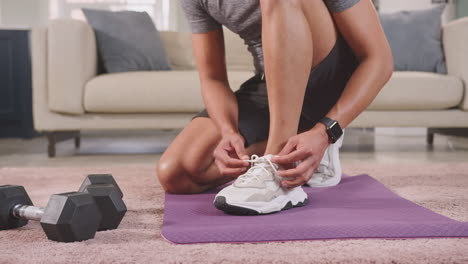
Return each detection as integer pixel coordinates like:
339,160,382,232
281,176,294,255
12,204,45,221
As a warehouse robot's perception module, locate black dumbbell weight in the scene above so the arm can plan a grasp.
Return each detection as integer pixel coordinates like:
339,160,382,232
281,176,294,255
0,185,102,242
78,174,126,231
79,174,123,198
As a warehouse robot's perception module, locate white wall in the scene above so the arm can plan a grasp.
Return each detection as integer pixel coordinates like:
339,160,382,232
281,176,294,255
0,0,48,26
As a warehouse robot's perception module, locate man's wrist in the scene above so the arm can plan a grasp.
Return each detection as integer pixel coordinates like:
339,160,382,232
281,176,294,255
311,123,330,143
220,125,238,135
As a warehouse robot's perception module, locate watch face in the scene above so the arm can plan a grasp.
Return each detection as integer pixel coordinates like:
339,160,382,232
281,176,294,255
329,122,343,142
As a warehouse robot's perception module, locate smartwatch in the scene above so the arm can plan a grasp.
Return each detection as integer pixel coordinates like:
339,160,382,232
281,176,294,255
318,117,343,144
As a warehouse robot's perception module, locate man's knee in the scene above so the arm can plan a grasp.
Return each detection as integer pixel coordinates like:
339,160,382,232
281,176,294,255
156,158,195,194
260,0,302,14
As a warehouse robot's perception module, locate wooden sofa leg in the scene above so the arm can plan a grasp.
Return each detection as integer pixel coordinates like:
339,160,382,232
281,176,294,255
47,133,56,158
74,132,81,149
427,128,435,145
46,131,81,158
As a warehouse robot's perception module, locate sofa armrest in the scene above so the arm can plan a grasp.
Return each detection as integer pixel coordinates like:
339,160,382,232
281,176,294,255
443,17,468,110
47,19,97,114
31,26,49,131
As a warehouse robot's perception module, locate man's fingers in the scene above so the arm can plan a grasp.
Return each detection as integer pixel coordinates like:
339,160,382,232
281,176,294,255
225,157,250,168
281,176,307,188
213,148,228,162
277,139,296,156
277,166,303,178
274,149,310,165
231,138,249,160
281,167,315,188
277,157,313,177
222,143,233,151
215,148,249,167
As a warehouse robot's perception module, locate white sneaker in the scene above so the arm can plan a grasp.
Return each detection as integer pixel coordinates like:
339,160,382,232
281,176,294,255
214,154,308,215
306,131,344,188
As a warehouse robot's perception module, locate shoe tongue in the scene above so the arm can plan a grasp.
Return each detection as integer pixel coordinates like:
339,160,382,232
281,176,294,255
248,163,273,179
252,155,278,174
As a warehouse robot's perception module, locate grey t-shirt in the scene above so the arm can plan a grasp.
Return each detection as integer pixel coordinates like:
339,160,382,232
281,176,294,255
181,0,360,74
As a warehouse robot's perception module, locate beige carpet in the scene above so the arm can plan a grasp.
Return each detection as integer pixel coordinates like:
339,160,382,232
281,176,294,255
0,163,467,264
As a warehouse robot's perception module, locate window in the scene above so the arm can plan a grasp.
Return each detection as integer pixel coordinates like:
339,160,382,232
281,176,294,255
49,0,171,30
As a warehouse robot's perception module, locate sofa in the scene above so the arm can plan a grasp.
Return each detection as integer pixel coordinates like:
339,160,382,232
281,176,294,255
31,18,468,157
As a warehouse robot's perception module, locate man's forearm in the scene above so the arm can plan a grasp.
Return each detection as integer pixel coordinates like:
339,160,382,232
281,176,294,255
324,56,393,129
201,79,239,135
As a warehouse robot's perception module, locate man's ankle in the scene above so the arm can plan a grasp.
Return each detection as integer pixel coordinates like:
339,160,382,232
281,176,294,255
264,142,287,155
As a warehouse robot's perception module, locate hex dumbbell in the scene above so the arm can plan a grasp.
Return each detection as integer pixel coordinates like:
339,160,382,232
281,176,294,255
0,185,101,242
78,174,126,231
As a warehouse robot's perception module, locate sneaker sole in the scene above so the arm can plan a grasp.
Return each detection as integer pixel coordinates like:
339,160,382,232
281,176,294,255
214,195,309,216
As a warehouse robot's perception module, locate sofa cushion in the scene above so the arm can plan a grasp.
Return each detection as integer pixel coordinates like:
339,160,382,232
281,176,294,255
380,5,447,73
48,19,97,115
84,71,463,114
160,32,196,70
368,72,463,110
224,29,256,72
84,71,254,113
82,9,172,73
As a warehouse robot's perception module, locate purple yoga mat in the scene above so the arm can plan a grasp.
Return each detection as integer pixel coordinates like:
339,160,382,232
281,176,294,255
161,175,468,244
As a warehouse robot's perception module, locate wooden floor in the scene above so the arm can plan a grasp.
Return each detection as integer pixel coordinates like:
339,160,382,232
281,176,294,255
0,128,467,168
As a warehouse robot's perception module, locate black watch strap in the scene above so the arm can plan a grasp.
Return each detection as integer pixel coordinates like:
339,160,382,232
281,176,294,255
319,117,343,144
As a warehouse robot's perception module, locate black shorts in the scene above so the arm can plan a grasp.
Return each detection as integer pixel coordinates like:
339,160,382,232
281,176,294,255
193,35,359,147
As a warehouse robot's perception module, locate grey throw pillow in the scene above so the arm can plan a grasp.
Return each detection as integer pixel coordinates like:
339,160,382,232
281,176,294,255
82,8,172,73
380,5,446,73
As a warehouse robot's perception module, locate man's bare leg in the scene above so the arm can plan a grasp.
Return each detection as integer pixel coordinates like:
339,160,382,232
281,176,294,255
157,117,267,194
260,0,337,154
158,1,339,194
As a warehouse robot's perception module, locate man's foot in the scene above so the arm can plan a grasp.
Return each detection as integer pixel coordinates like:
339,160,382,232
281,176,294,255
214,154,308,215
306,132,344,188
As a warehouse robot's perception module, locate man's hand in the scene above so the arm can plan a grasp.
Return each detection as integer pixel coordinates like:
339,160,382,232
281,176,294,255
213,132,250,177
271,124,330,188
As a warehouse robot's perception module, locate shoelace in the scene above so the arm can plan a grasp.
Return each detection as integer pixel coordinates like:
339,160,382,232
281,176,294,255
236,155,278,185
236,154,333,184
